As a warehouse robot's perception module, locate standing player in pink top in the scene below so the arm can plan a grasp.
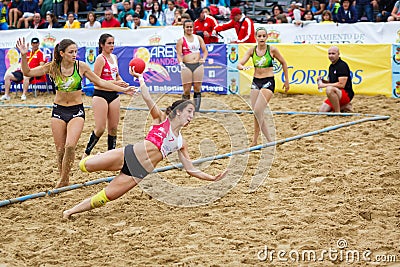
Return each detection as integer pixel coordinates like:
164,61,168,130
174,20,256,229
176,19,207,112
83,33,130,157
63,73,228,219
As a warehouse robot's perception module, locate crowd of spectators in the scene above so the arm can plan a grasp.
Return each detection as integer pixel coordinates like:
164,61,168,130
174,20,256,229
0,0,397,31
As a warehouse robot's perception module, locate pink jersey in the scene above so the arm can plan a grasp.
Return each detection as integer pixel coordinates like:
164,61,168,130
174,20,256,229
100,54,118,81
145,118,183,158
182,36,200,56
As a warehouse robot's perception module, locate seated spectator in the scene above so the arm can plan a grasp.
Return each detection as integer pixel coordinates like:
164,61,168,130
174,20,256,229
17,0,40,29
387,0,400,21
148,13,161,25
84,11,101,28
310,0,325,22
188,0,203,20
271,4,290,22
355,0,374,21
0,0,9,30
176,0,188,11
172,6,183,25
173,11,190,25
64,11,81,28
121,13,134,28
1,37,45,101
39,0,53,18
276,13,289,23
194,6,218,44
118,0,135,23
134,2,148,20
30,12,46,28
111,0,124,15
336,0,357,23
43,12,62,28
326,0,340,21
165,0,176,25
143,0,153,12
161,0,168,11
62,0,87,20
8,0,23,29
102,9,121,27
266,17,276,24
320,9,334,22
132,12,148,28
377,0,396,21
287,1,305,21
148,1,166,25
293,9,317,26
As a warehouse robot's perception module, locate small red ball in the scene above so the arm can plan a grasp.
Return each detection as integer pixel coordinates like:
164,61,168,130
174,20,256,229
129,58,146,74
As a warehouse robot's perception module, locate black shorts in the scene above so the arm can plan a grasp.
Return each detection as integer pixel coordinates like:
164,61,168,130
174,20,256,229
121,144,149,179
251,77,275,93
51,103,85,123
12,71,24,83
183,62,202,73
93,89,119,104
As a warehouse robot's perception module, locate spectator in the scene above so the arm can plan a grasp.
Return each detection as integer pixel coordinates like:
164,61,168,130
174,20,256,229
102,9,121,27
309,0,325,22
52,0,63,19
43,12,62,28
172,6,183,25
276,13,289,23
0,0,9,30
143,0,152,12
194,7,218,44
165,0,176,25
213,7,256,43
148,13,161,25
320,9,334,22
161,0,168,11
121,13,134,28
355,0,374,21
8,0,23,29
17,0,40,29
84,11,101,28
132,12,148,28
111,0,123,15
335,0,357,23
64,11,81,27
176,0,188,10
271,4,290,22
117,0,135,23
1,37,45,101
148,1,166,25
326,0,340,21
293,9,317,26
377,0,396,21
188,0,203,20
39,0,53,18
387,0,400,21
266,17,276,23
134,2,148,20
287,1,305,21
62,0,87,20
31,12,46,28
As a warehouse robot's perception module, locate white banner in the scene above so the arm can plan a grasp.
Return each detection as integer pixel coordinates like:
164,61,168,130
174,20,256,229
1,22,400,49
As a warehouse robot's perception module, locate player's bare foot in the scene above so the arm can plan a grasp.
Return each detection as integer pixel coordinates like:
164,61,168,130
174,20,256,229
55,180,69,188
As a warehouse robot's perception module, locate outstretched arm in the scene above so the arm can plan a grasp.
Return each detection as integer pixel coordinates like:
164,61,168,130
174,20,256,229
178,140,228,181
136,75,164,122
16,38,48,77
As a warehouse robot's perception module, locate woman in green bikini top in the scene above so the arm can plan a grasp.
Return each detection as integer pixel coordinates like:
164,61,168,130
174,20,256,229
16,38,137,189
237,27,290,147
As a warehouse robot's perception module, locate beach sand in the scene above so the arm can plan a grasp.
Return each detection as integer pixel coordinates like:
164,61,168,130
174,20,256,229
0,92,399,266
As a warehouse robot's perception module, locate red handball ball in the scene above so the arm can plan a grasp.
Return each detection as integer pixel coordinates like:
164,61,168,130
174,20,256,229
129,58,146,74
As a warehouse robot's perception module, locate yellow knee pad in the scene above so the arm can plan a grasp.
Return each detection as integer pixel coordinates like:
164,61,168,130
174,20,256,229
79,155,94,173
90,189,110,208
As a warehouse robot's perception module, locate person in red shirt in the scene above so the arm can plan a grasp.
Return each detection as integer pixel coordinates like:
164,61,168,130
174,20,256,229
194,7,218,44
101,9,121,28
1,37,45,101
212,7,256,43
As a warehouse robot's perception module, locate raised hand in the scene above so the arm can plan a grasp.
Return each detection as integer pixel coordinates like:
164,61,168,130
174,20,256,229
16,38,29,56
